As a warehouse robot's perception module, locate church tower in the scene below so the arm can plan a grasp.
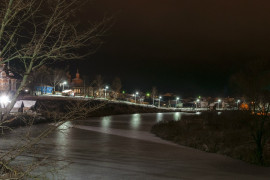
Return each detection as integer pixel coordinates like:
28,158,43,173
71,68,83,87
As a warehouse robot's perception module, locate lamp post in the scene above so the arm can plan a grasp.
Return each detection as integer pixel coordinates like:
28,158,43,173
134,92,138,103
0,95,10,108
218,99,221,110
159,96,162,108
104,86,109,99
237,100,240,110
176,97,179,108
62,81,67,91
196,99,200,110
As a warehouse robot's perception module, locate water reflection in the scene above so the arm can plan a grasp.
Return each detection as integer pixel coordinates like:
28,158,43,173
173,112,182,121
130,114,141,130
101,116,112,129
56,121,71,157
156,113,163,122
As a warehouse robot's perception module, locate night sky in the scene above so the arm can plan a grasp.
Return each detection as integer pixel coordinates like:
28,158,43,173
70,0,270,96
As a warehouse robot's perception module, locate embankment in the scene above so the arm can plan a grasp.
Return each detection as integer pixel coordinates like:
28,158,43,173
151,111,270,166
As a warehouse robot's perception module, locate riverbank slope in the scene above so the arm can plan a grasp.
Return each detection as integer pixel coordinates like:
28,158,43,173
151,111,270,166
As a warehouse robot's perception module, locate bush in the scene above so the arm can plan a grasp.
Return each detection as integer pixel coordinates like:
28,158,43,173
151,111,270,166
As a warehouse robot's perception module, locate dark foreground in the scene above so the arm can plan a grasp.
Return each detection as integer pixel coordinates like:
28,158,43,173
1,112,270,179
151,112,270,166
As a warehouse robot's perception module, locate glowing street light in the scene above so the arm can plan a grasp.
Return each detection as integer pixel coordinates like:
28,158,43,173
104,86,109,99
218,99,221,110
237,99,240,110
134,92,139,103
176,97,180,108
62,81,67,91
0,95,10,108
196,99,200,109
158,96,162,108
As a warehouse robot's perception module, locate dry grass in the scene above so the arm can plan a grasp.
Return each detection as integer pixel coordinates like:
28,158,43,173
151,111,270,165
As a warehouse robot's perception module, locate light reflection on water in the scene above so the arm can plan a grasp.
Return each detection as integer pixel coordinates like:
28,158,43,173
173,112,182,121
76,112,191,132
156,113,163,122
130,114,141,130
101,116,112,129
56,121,71,156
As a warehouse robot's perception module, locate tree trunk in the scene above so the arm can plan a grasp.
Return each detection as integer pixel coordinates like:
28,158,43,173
2,73,29,120
2,60,34,120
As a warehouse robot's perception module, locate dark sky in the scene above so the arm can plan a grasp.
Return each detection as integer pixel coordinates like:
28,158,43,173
71,0,270,96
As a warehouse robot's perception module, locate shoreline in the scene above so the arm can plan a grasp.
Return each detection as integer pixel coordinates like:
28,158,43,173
4,96,175,129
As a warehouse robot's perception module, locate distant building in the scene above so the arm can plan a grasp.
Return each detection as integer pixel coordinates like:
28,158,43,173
71,69,83,95
0,64,17,94
35,85,53,95
200,100,209,108
71,69,83,87
70,69,94,96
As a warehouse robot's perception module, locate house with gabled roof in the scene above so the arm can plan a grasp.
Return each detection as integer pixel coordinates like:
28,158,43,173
0,64,16,94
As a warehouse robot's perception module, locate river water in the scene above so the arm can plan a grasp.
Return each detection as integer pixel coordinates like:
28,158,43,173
2,112,270,179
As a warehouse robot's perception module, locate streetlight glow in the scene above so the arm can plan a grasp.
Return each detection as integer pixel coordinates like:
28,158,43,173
218,99,221,110
237,100,240,110
62,81,67,91
134,92,139,103
176,97,180,108
0,95,10,107
104,86,109,99
196,99,200,109
158,96,162,108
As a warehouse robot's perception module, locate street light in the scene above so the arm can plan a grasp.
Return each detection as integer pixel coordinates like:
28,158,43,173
134,92,139,103
196,99,200,109
104,86,109,99
62,81,67,91
218,99,221,110
176,97,180,108
158,96,162,108
237,100,240,110
0,95,10,108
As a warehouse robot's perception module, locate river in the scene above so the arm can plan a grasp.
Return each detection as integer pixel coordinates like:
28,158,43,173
2,112,270,179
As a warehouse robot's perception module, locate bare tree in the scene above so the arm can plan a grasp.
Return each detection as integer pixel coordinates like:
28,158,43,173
48,67,67,93
0,0,110,177
27,65,50,94
94,75,104,97
0,100,107,178
0,0,110,119
231,60,270,165
111,77,122,99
